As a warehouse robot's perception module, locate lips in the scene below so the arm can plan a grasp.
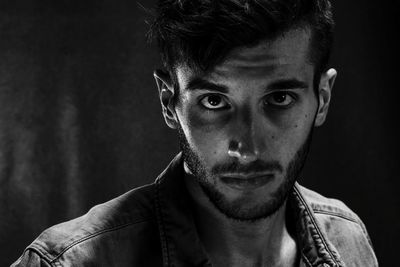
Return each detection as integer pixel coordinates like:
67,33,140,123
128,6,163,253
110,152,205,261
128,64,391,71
219,173,274,190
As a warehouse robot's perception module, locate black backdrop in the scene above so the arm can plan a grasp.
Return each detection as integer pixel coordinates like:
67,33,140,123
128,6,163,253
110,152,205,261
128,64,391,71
0,1,398,266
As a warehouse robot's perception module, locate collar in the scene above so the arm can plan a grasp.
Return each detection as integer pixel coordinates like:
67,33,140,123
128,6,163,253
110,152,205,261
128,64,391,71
154,153,345,267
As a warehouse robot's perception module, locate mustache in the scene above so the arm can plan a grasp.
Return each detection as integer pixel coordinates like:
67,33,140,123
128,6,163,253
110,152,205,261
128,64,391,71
211,159,283,175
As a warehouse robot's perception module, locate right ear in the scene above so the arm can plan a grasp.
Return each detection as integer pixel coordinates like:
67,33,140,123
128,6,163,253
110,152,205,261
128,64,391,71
153,69,179,129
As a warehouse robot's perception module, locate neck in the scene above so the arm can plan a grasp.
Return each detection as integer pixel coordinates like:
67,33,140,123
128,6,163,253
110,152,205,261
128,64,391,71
184,165,298,267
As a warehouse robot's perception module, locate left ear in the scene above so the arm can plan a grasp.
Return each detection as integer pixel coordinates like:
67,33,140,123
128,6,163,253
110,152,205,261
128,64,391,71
314,68,337,127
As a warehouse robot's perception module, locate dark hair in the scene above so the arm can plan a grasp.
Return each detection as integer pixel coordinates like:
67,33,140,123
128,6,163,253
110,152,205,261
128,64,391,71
149,0,334,87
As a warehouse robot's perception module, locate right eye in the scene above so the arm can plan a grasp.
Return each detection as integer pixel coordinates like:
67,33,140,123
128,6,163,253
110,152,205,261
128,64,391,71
200,95,229,110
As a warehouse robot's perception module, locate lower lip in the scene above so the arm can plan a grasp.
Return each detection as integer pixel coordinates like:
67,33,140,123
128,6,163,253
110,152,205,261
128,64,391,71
220,175,274,190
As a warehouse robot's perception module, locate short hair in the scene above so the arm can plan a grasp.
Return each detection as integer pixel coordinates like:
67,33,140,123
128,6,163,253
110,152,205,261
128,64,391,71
149,0,334,86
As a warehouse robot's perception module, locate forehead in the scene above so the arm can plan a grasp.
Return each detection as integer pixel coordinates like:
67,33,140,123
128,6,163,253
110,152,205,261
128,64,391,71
176,27,314,87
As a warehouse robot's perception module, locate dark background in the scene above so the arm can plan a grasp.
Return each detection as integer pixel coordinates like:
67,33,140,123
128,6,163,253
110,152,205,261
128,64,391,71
0,1,398,266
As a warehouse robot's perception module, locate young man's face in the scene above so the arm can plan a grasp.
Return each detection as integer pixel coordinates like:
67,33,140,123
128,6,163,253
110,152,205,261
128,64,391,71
156,27,336,221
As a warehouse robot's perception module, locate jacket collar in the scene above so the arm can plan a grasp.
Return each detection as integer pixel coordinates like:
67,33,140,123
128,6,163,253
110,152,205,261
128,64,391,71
290,185,345,267
155,153,345,267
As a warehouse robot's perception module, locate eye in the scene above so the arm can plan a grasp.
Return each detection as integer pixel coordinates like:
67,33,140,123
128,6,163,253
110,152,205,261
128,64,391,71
264,92,295,107
200,94,229,110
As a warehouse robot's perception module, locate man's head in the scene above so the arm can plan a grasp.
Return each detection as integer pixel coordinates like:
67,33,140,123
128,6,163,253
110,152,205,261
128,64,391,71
151,0,337,221
150,0,335,90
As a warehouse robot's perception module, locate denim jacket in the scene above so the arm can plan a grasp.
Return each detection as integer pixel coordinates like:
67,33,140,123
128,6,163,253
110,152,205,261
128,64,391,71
12,154,378,267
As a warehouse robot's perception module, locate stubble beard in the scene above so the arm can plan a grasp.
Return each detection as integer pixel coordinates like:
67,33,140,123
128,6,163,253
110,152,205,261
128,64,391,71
178,125,313,222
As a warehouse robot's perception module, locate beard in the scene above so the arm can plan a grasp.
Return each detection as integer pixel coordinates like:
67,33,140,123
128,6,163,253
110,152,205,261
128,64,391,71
178,125,313,222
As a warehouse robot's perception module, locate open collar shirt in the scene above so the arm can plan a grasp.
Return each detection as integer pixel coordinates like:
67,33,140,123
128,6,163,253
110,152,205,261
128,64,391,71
13,153,378,267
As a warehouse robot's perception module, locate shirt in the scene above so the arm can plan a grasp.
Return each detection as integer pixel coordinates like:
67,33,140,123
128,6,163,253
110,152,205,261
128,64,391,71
12,153,378,266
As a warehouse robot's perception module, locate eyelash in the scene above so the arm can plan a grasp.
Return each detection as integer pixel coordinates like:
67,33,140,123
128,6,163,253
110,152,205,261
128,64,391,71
199,94,230,110
263,91,298,109
198,91,298,111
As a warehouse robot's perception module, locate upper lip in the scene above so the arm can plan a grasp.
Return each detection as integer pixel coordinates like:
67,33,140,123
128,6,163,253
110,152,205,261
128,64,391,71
220,173,273,179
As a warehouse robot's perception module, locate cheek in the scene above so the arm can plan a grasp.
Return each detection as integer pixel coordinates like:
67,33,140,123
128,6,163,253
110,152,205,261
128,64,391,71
268,96,317,129
271,101,317,159
182,108,230,159
186,108,231,133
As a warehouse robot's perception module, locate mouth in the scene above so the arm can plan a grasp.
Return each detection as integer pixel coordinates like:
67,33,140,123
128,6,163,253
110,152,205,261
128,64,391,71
219,173,274,190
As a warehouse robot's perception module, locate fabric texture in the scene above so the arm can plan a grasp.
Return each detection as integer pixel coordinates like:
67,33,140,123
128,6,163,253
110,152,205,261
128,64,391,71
12,154,378,267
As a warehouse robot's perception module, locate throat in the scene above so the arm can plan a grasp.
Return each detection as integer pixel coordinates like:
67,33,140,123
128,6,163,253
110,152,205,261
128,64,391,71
188,189,297,265
183,166,299,266
195,205,298,266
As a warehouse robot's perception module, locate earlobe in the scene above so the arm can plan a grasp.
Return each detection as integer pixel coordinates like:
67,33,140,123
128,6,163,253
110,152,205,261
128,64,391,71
153,69,179,129
314,68,337,127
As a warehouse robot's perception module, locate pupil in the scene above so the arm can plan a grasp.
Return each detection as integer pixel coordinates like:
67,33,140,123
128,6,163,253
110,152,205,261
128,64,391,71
274,93,286,103
208,95,221,106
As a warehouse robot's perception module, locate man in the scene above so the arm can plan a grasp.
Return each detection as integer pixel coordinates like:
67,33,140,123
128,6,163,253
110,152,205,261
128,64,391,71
13,0,378,266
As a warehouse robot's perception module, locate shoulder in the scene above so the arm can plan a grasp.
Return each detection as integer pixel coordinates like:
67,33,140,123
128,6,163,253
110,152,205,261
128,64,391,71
297,184,363,224
296,184,378,266
13,183,161,266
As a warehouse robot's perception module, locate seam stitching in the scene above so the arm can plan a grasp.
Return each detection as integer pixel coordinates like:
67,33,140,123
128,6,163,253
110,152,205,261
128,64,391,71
301,252,313,267
294,186,340,266
23,247,54,266
312,209,359,223
47,218,153,263
155,177,170,266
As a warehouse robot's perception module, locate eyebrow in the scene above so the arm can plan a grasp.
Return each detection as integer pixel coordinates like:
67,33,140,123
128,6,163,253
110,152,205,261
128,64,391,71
186,78,229,93
267,78,309,91
185,77,309,93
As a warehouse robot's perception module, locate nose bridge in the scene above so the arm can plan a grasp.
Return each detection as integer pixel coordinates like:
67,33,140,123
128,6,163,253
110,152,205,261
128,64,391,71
228,103,266,161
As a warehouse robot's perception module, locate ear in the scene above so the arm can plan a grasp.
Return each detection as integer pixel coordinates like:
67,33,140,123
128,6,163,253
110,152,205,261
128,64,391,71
314,68,337,127
153,69,179,129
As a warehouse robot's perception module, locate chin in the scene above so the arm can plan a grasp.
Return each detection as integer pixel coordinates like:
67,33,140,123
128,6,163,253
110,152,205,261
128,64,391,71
200,178,290,221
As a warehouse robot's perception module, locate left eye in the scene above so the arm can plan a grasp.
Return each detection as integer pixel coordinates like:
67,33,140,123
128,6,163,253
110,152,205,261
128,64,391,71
200,95,229,109
264,92,295,107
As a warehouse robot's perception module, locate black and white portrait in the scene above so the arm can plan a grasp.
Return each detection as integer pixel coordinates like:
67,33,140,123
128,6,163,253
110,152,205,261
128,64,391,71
1,1,397,266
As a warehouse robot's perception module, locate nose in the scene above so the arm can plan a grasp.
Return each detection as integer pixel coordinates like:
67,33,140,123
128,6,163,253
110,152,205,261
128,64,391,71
227,107,266,164
228,140,259,163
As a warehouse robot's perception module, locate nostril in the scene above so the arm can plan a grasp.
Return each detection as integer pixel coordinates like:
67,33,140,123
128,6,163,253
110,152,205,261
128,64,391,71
228,140,241,159
228,140,240,151
228,140,259,163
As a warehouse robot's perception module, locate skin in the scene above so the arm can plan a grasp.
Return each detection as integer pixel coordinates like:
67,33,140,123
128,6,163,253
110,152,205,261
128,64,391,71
154,27,337,267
